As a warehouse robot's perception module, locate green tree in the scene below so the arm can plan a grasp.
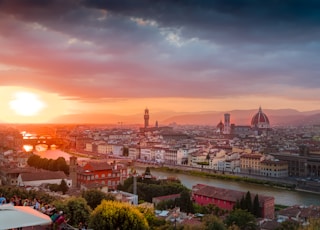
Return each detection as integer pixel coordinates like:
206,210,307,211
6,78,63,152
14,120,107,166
203,215,226,230
177,190,194,214
206,153,210,164
136,204,165,229
82,189,115,210
53,197,92,227
156,199,176,210
252,194,260,217
245,191,252,213
224,209,257,230
89,200,149,230
59,179,69,195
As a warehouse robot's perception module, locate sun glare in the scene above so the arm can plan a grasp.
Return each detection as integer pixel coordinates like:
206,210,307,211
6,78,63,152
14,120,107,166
9,92,46,116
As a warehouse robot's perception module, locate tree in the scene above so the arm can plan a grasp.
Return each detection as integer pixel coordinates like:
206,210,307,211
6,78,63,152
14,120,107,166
53,197,92,227
224,209,257,230
59,179,69,195
82,189,115,210
203,215,226,230
89,200,149,230
177,190,194,214
206,153,210,164
252,194,260,217
245,191,252,213
136,204,165,229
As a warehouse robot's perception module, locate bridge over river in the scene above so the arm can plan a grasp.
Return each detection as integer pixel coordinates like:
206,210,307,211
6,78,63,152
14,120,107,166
35,149,320,207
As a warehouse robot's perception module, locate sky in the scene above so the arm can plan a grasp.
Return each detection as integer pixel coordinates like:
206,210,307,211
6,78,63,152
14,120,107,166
0,0,320,123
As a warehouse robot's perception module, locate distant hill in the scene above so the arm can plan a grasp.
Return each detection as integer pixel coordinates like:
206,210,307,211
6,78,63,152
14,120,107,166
49,109,320,126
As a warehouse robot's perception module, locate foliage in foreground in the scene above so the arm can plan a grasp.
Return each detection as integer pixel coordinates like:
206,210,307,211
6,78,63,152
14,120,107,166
224,209,257,230
0,185,56,204
81,189,115,209
89,200,149,230
53,196,92,227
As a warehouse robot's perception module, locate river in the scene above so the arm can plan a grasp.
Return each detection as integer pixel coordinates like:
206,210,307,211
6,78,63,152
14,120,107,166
35,149,320,206
136,169,320,207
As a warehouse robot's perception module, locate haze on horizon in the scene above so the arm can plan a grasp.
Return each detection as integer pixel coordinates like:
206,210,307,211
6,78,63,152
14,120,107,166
0,0,319,124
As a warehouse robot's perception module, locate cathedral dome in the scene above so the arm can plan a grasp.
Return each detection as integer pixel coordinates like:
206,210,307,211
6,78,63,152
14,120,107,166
251,107,270,129
216,120,224,132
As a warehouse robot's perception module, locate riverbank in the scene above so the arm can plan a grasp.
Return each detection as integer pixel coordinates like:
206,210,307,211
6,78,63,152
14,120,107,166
135,163,296,191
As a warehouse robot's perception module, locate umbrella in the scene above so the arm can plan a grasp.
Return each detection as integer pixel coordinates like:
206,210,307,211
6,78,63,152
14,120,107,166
0,204,52,229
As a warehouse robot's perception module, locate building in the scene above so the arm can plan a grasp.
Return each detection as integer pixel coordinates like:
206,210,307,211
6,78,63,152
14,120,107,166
216,121,224,133
224,113,231,134
270,152,320,177
17,170,71,187
77,161,128,190
152,194,181,207
144,108,149,128
240,153,263,174
191,184,274,219
260,159,288,178
251,107,270,129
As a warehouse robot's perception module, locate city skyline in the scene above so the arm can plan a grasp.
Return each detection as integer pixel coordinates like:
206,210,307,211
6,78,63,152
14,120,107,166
0,1,320,123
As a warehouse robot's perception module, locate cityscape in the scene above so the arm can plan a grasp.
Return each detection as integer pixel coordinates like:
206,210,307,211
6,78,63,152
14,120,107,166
1,107,320,229
1,0,320,230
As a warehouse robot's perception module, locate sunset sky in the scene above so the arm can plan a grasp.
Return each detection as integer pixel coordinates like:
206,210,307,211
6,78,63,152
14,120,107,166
0,0,319,123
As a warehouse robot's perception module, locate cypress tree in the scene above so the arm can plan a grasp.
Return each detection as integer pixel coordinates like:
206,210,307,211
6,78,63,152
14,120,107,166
253,194,261,217
245,191,252,213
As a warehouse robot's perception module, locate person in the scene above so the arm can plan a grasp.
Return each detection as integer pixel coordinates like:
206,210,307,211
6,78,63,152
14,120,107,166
0,194,6,205
34,198,40,210
55,213,68,230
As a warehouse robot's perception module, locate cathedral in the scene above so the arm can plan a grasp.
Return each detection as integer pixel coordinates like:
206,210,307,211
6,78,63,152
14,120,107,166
216,107,271,135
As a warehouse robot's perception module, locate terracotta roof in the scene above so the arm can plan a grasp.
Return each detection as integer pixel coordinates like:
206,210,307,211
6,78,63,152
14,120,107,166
278,205,320,219
21,171,67,181
251,107,270,126
194,185,243,202
84,161,113,171
153,194,181,202
193,184,274,204
241,154,262,159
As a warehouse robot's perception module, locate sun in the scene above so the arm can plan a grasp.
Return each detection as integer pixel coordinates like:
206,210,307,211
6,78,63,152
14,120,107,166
9,92,46,116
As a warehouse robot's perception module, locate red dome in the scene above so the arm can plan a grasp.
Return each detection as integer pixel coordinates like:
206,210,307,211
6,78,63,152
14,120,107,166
251,107,270,128
217,120,224,129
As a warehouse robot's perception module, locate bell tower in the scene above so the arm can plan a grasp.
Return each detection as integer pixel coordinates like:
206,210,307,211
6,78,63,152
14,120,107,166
224,113,230,134
69,156,78,188
144,108,149,128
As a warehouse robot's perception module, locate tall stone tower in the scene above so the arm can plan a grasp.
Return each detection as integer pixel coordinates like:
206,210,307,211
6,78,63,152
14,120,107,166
144,108,149,128
69,156,78,188
224,113,230,134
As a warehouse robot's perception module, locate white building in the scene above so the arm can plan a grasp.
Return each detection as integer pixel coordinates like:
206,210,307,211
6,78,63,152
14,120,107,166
17,171,72,187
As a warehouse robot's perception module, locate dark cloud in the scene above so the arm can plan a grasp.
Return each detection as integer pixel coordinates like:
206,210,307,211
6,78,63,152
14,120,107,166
83,0,320,44
0,0,319,102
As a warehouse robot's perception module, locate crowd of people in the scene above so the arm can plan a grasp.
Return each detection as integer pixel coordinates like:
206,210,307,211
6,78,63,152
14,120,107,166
0,193,80,230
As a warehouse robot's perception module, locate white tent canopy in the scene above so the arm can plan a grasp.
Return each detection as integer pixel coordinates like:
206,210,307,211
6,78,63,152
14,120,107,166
0,204,52,229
